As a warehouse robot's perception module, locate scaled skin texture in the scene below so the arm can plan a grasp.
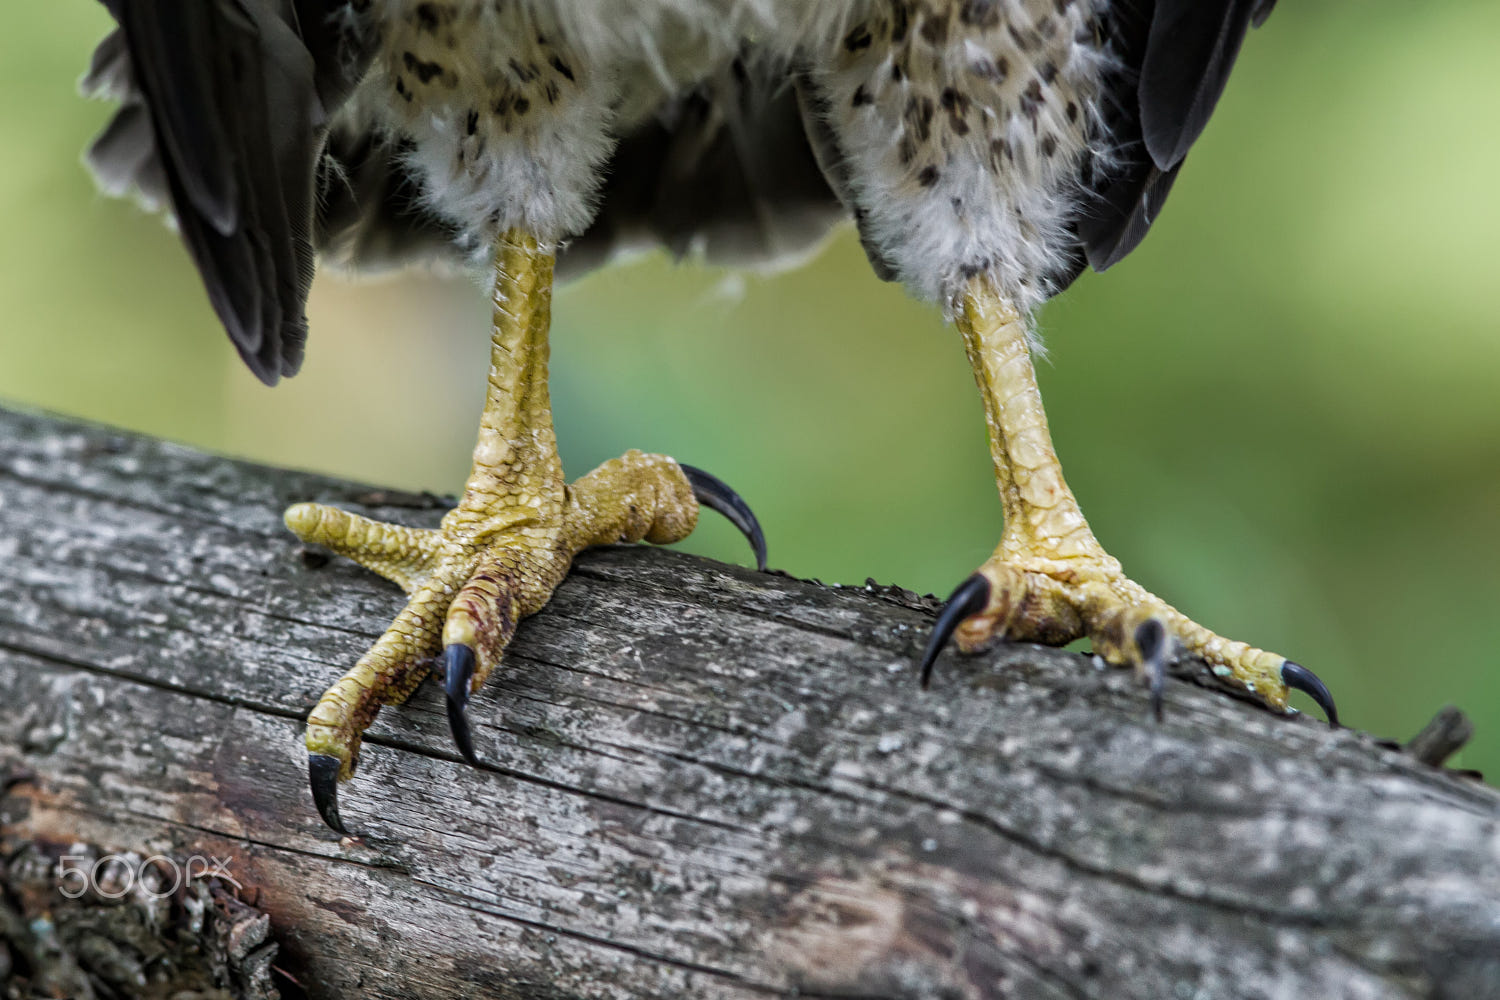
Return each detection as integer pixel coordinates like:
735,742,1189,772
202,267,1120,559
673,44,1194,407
284,235,719,829
85,0,1337,829
941,281,1292,708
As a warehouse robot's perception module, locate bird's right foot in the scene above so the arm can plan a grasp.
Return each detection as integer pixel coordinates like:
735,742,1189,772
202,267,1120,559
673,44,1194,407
289,234,765,834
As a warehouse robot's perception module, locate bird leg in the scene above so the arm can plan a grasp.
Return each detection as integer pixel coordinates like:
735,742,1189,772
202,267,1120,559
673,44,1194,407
287,232,765,833
920,278,1338,725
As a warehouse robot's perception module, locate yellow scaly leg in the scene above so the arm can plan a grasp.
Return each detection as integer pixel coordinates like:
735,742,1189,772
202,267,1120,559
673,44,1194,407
919,279,1338,724
286,233,765,833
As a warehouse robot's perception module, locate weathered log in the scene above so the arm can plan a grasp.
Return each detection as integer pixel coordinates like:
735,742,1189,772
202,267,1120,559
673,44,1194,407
1,404,1497,1000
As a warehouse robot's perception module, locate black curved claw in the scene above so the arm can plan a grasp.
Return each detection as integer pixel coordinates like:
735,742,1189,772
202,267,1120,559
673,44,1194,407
308,753,348,835
919,574,992,688
680,464,768,572
1281,659,1340,727
443,643,481,767
1135,619,1170,723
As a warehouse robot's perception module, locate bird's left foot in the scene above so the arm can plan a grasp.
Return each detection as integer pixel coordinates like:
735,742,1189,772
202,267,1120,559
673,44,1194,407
289,234,765,834
920,279,1338,725
920,550,1338,725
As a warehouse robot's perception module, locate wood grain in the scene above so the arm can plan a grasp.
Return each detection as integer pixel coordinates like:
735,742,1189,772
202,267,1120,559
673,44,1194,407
1,405,1497,999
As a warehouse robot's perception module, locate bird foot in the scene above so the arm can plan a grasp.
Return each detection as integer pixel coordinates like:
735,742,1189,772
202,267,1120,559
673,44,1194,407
928,281,1339,728
288,453,764,834
283,234,767,834
920,551,1339,726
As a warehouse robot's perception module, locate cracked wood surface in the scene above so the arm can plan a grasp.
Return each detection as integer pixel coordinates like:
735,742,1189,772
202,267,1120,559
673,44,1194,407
1,403,1498,1000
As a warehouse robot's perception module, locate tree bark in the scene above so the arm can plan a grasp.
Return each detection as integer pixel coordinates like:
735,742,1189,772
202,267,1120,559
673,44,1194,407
0,404,1496,1000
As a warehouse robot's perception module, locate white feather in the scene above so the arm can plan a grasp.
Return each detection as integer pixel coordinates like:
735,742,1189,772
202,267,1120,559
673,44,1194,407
346,0,1117,315
804,0,1118,314
354,0,864,250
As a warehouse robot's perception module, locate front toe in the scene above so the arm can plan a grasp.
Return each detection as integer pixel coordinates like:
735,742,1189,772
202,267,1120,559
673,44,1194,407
441,644,481,767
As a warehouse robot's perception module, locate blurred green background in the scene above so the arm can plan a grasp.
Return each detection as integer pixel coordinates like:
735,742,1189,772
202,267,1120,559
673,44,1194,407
2,4,1496,774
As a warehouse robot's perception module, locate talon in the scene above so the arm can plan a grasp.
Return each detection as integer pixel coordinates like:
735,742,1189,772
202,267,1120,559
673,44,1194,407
1134,619,1170,722
308,753,348,834
919,574,992,688
680,464,768,571
1281,659,1339,727
443,644,481,767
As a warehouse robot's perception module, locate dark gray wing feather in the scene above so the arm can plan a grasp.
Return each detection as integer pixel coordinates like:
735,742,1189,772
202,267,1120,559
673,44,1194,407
313,130,460,275
1078,0,1273,274
1139,0,1263,169
85,0,370,384
563,57,844,278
